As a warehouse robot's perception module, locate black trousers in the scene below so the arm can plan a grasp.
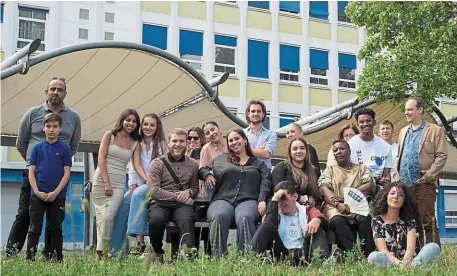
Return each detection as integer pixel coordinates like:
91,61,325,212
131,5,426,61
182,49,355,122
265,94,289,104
250,223,330,266
329,215,375,257
148,200,195,255
6,169,52,257
26,196,66,261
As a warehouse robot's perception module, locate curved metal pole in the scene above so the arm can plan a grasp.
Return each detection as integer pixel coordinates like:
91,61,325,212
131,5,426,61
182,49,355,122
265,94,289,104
0,39,41,71
1,41,246,129
432,106,457,148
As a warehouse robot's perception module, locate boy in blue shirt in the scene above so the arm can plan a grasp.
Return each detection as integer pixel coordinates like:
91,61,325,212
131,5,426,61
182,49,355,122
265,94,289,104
26,113,72,262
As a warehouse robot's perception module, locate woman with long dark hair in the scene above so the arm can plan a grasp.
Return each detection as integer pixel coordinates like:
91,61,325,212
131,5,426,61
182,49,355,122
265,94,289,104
199,128,271,257
111,113,167,256
272,137,320,206
91,109,141,259
368,182,440,268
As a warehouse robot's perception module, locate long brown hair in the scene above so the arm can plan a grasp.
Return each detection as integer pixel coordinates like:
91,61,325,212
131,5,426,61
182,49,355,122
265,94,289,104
187,127,206,146
338,123,359,140
139,113,167,161
226,128,253,164
285,137,319,198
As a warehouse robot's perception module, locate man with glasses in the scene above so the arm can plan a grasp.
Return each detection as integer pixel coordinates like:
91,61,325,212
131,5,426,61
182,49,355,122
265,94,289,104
6,77,82,259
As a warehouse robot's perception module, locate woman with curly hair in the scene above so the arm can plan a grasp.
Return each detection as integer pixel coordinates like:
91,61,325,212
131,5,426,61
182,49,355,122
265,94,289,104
368,182,440,268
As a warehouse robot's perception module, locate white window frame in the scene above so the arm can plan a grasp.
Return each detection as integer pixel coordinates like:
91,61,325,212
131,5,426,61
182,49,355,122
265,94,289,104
105,12,114,23
445,210,457,228
17,7,48,52
72,152,84,165
78,28,89,40
214,44,236,76
79,8,89,20
309,67,329,87
104,32,114,41
338,67,356,90
280,69,299,84
180,54,203,73
279,113,300,127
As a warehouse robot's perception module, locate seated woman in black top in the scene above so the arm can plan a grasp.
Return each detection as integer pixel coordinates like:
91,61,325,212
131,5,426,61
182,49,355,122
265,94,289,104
199,128,271,257
272,137,320,207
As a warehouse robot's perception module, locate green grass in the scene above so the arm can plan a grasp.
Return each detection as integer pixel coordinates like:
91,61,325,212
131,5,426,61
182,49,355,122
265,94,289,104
2,244,457,276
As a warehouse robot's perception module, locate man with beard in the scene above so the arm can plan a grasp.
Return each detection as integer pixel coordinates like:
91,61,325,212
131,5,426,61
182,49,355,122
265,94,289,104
6,77,81,259
147,128,199,261
348,108,393,191
243,100,278,169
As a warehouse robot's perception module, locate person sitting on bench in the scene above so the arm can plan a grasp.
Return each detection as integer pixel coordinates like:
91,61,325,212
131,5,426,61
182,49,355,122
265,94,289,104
147,128,199,262
199,128,271,257
250,181,330,266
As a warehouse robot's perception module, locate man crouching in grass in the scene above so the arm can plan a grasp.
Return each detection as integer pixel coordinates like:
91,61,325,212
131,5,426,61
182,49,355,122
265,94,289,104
26,113,72,262
250,181,330,266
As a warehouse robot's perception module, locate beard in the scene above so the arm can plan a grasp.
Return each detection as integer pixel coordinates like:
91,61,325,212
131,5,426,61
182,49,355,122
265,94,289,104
170,147,185,158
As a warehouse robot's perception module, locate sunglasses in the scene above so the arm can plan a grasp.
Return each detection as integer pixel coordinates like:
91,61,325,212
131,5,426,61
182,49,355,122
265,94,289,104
188,136,200,141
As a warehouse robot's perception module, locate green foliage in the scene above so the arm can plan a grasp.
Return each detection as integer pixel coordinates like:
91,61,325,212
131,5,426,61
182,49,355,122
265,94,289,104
346,1,457,106
2,245,457,276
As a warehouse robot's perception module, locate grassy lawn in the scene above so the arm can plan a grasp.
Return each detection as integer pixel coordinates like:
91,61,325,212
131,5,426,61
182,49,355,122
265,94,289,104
2,244,456,275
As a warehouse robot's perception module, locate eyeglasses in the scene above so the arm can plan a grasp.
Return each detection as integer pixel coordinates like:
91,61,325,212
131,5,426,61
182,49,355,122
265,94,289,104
188,136,200,141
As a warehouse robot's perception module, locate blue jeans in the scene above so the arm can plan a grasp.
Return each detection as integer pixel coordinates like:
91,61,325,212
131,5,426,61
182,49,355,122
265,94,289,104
368,243,440,267
127,184,149,236
111,191,131,254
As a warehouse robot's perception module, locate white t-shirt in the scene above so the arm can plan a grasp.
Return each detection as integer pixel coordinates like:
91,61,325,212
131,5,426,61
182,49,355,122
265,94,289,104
390,143,399,179
278,211,304,249
348,135,393,179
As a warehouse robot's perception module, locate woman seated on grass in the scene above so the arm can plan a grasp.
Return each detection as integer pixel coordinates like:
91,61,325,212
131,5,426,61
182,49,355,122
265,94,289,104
368,182,440,268
250,181,330,266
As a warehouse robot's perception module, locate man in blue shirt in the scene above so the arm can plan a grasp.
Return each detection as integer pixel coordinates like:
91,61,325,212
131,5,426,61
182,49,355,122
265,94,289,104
243,100,278,169
26,113,72,262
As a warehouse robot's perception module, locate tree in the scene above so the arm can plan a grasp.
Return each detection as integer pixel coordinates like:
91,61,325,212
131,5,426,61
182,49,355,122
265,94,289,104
346,1,457,106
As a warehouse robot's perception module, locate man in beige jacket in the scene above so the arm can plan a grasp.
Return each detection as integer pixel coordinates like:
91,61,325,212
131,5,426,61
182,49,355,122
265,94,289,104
395,97,448,246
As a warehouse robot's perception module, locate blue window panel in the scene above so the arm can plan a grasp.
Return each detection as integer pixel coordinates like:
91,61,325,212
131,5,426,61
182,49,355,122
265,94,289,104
248,1,269,10
142,24,167,50
263,116,270,129
248,40,269,78
310,1,328,20
309,49,329,70
338,53,357,69
1,4,4,23
280,114,298,127
280,44,300,71
215,35,237,47
179,30,203,56
338,1,348,16
279,1,300,13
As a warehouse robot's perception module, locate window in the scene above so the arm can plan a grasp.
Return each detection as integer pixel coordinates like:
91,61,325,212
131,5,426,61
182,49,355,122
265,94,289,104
79,8,89,20
248,1,269,10
72,152,84,163
309,49,329,86
78,28,88,40
280,113,299,127
309,1,328,20
279,1,300,14
179,30,204,72
104,32,114,41
71,183,83,196
214,35,237,75
105,12,114,23
248,40,269,79
445,193,457,227
279,44,300,83
1,3,4,23
142,24,167,50
338,1,351,23
262,112,271,129
338,53,356,89
17,7,48,51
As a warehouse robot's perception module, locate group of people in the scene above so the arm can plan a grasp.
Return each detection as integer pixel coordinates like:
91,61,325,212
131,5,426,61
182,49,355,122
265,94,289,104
5,77,448,269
